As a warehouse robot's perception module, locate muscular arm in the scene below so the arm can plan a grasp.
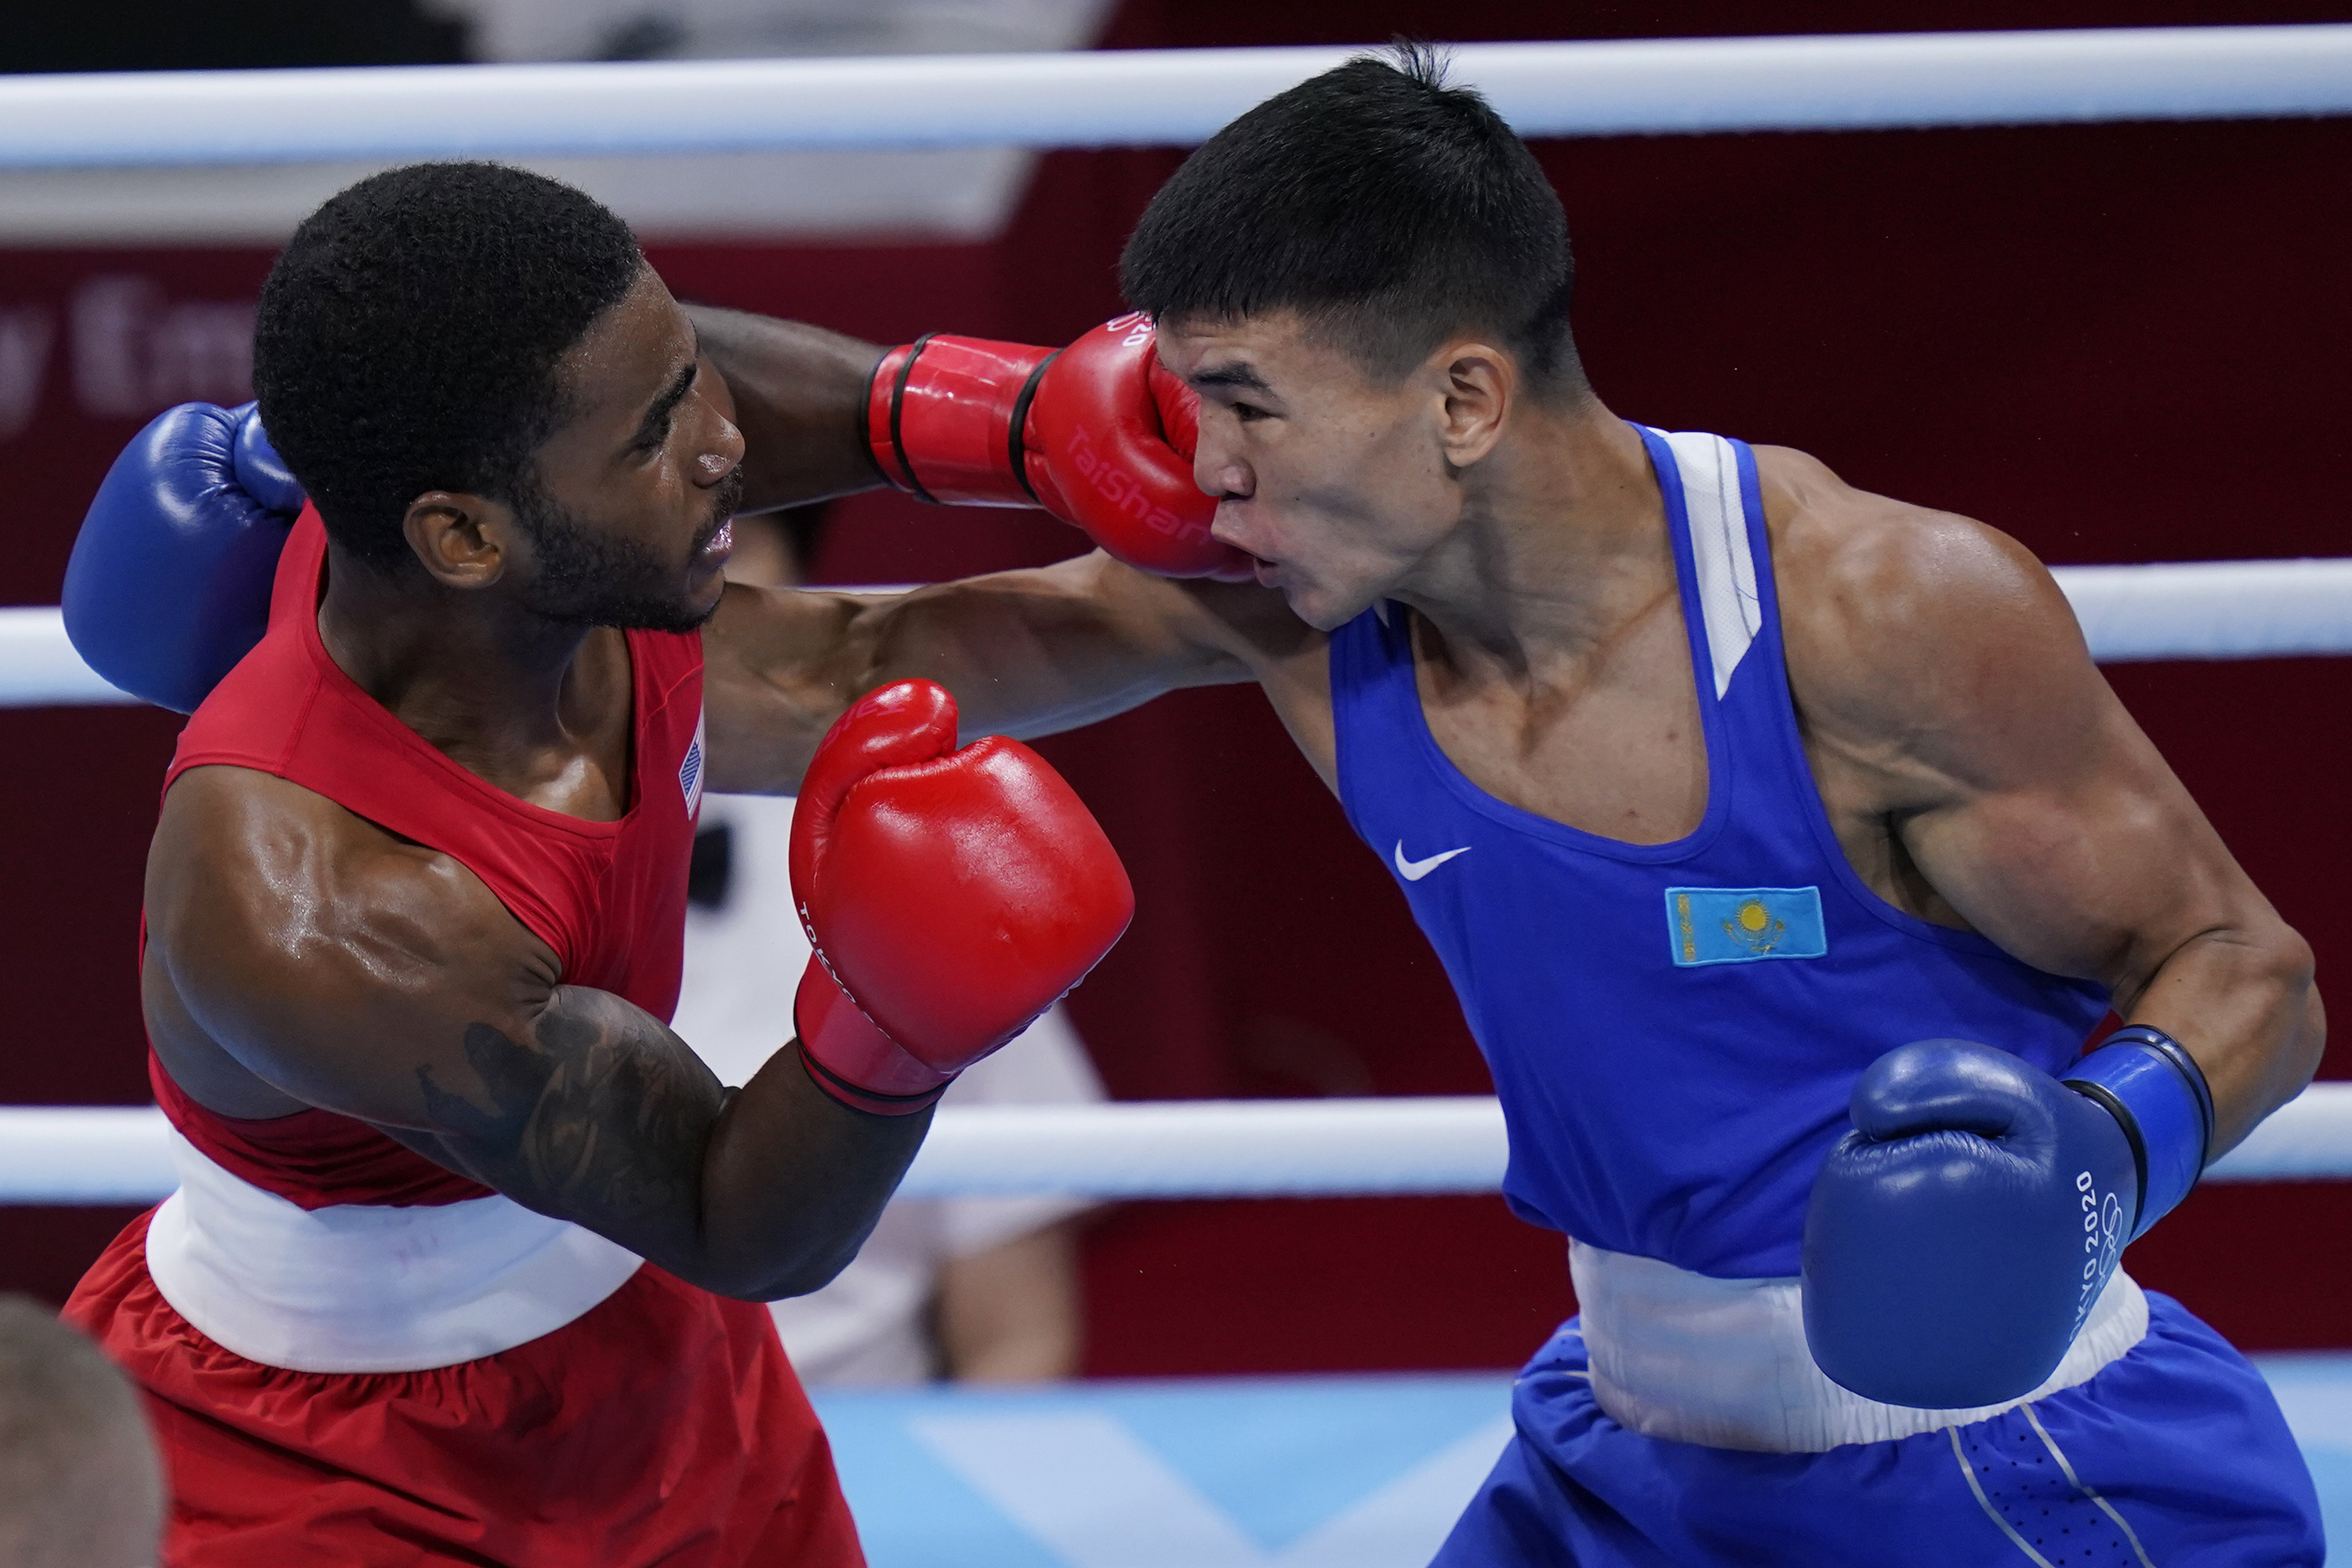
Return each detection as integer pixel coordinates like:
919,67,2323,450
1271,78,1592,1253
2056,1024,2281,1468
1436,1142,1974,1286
145,766,927,1300
698,548,1325,794
1776,458,2322,1153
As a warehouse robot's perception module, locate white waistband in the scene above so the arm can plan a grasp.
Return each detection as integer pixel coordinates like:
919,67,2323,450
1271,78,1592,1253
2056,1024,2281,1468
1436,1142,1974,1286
1568,1238,2147,1453
145,1130,642,1374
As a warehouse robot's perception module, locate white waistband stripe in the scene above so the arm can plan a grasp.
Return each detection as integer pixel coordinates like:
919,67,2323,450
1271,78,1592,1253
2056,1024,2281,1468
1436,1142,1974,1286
1569,1238,2147,1453
144,1131,642,1374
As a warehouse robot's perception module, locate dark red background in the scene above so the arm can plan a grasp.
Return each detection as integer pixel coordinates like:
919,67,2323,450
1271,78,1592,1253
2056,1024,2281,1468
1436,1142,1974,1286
1,2,2346,1372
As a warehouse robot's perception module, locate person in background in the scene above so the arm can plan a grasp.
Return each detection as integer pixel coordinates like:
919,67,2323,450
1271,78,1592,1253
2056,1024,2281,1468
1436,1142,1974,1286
672,507,1102,1385
0,1294,165,1568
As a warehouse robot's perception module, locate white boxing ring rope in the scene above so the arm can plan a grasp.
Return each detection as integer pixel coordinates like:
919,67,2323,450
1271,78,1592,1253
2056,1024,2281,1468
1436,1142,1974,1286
1,1090,2346,1206
10,558,2352,710
2,27,2352,166
4,26,2352,1200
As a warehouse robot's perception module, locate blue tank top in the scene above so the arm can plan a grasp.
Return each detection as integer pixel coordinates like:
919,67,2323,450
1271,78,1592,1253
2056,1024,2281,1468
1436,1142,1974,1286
1330,426,2111,1278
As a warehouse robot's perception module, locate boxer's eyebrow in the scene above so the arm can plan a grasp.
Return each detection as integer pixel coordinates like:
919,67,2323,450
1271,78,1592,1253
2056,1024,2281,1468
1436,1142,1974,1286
1190,363,1272,394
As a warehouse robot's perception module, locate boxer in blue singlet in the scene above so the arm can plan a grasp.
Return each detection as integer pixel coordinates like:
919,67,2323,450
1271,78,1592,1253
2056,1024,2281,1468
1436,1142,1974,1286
869,53,2314,1564
66,47,2327,1568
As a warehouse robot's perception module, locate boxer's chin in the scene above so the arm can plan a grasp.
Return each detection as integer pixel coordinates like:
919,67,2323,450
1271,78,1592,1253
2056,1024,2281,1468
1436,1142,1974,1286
1270,564,1379,634
518,495,725,633
525,546,719,634
616,570,727,633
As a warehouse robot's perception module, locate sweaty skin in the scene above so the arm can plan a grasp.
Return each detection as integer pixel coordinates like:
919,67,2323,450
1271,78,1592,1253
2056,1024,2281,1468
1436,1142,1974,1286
145,270,916,1301
695,306,2321,1160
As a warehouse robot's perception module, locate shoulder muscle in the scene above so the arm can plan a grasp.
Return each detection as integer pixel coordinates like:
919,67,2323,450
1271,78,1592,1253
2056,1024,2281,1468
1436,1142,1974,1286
147,764,560,1126
1762,447,2099,805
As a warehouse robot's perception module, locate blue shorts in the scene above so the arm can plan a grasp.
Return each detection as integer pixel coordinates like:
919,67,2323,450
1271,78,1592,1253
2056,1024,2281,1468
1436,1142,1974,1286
1435,1291,2321,1566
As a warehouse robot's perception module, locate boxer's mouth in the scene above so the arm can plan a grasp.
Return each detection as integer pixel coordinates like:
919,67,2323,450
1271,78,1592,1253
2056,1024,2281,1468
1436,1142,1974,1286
696,518,735,566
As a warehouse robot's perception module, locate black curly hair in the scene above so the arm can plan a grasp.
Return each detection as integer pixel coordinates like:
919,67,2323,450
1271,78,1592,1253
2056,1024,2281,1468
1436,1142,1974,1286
252,162,644,573
1120,44,1584,402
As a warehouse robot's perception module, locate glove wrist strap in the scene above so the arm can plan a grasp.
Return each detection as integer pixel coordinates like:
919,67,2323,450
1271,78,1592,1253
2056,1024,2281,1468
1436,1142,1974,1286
864,335,1055,509
2062,1025,2215,1239
793,962,953,1116
797,1043,949,1118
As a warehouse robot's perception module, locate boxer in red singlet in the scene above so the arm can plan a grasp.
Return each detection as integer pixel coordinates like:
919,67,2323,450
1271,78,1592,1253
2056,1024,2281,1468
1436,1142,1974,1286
62,163,1132,1566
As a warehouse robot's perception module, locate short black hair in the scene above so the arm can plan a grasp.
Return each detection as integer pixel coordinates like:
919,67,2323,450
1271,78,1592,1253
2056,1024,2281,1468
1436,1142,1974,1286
253,162,644,572
1121,45,1582,400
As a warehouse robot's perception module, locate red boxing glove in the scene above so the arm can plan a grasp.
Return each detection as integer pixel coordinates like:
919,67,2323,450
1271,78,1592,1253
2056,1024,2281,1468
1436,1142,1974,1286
789,679,1135,1115
865,313,1254,581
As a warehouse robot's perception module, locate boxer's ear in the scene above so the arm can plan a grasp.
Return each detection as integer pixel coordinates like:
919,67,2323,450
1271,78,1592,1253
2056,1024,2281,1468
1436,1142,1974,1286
403,491,515,590
1432,342,1512,470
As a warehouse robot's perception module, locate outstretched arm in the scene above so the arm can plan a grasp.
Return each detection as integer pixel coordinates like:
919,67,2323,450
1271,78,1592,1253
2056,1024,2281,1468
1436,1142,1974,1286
147,766,925,1301
698,548,1325,796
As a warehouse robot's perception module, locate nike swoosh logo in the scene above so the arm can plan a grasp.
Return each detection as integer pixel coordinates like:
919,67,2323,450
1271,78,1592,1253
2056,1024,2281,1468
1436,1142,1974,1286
1395,841,1472,881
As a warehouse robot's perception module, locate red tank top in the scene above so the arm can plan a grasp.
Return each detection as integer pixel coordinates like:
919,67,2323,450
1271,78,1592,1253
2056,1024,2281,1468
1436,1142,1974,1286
154,507,707,1209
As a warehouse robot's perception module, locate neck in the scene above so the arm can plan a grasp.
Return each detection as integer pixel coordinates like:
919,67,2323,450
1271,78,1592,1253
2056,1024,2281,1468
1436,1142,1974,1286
1390,398,1670,679
315,543,601,771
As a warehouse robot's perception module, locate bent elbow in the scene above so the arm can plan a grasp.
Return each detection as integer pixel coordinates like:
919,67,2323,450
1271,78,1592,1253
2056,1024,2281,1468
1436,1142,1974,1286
2241,919,2325,1105
747,1268,845,1305
2268,923,2323,1080
2270,920,2318,994
694,1236,863,1305
2289,974,2326,1094
731,1260,853,1305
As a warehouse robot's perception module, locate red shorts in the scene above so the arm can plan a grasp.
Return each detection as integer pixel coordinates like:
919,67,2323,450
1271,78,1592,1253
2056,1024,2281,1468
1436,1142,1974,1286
65,1209,863,1567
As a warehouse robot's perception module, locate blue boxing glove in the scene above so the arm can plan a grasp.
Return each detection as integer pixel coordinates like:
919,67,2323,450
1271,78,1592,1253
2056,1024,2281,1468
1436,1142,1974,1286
1802,1029,2213,1410
61,401,304,713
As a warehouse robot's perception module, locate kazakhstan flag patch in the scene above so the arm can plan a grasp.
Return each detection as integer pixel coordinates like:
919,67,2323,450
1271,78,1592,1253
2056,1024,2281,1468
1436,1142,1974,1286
1664,886,1828,967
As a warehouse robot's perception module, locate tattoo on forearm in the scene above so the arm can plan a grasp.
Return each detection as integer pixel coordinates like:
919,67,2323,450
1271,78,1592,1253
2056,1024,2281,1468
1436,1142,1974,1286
416,988,726,1228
